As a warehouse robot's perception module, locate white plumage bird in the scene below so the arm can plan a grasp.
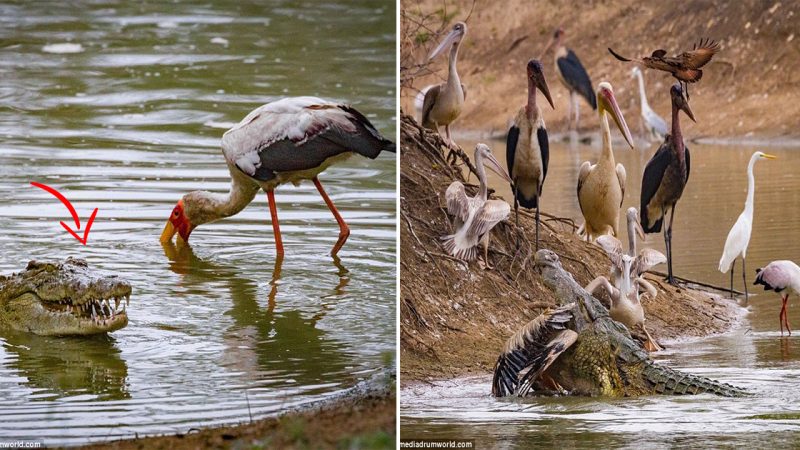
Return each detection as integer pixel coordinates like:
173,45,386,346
442,143,512,269
754,260,800,336
159,96,395,257
718,151,776,302
631,67,667,142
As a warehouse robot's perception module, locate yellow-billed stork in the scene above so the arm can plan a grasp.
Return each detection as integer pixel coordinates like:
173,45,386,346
755,260,800,336
159,96,395,257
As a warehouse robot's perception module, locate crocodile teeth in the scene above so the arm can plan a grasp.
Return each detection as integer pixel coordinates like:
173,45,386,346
91,303,97,319
114,297,120,311
126,294,129,306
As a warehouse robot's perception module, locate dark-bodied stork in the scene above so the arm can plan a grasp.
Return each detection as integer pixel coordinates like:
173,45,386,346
421,22,467,148
160,96,395,257
608,39,719,99
541,28,596,131
506,59,554,249
639,84,695,285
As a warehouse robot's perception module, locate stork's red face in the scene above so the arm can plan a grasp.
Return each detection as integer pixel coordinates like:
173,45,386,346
160,200,195,243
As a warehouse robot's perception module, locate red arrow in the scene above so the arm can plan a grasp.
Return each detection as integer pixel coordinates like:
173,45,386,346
31,182,98,245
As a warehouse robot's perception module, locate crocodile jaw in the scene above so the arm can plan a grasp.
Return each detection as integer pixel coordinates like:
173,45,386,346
4,292,129,335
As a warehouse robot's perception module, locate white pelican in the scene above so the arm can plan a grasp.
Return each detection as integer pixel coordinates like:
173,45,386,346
755,260,800,336
159,97,395,257
442,143,512,269
718,151,777,302
640,83,695,285
631,67,667,142
541,27,596,131
576,82,634,241
588,208,666,351
421,22,467,147
506,59,554,249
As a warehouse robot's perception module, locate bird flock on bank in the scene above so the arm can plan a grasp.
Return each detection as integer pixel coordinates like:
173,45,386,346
419,22,794,342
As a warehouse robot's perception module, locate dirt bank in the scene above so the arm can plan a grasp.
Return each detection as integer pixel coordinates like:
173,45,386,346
75,369,395,450
401,0,800,140
399,113,742,384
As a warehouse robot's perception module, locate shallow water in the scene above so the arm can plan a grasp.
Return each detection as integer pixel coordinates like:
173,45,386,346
401,136,800,446
402,295,800,447
0,1,395,446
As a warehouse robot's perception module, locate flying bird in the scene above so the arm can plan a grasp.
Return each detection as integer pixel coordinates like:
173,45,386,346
160,97,395,257
640,84,694,285
421,22,467,148
541,27,596,131
608,38,719,99
442,143,512,269
506,59,555,249
754,260,800,336
718,151,777,303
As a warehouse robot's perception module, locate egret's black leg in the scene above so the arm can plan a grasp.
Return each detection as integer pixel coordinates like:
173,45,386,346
730,259,735,299
742,257,748,305
513,184,520,247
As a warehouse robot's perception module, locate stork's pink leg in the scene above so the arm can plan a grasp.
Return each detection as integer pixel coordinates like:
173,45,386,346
266,189,284,257
313,177,350,257
783,295,793,336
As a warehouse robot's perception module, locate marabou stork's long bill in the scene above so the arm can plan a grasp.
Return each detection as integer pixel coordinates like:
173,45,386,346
506,59,554,249
159,97,395,257
755,260,800,336
442,143,512,270
608,39,719,99
631,67,667,142
541,28,596,131
639,84,695,285
576,82,634,242
421,22,467,147
718,151,777,303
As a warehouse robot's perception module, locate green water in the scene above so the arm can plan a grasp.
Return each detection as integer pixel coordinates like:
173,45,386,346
0,0,395,445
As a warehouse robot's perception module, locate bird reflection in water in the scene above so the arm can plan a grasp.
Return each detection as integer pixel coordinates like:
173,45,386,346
160,242,354,387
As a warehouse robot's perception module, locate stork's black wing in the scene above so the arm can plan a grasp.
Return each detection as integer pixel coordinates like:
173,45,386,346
537,126,549,188
506,125,520,178
557,50,597,110
639,140,673,233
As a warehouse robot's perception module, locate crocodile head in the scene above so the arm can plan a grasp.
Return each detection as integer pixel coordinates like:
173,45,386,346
0,258,131,336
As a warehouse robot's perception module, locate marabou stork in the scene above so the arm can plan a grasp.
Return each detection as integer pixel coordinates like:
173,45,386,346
576,82,634,242
506,59,554,249
541,28,596,131
631,67,667,142
608,39,719,99
718,151,777,303
755,260,800,336
442,143,512,269
421,22,467,148
640,84,695,285
160,97,395,257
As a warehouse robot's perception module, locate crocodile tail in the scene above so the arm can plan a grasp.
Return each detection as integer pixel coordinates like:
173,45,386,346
642,362,747,397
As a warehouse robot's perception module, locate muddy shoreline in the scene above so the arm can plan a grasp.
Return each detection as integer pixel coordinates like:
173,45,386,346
399,113,745,386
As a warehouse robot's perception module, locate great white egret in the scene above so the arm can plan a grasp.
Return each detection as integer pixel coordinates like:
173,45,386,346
718,151,777,302
631,67,667,142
